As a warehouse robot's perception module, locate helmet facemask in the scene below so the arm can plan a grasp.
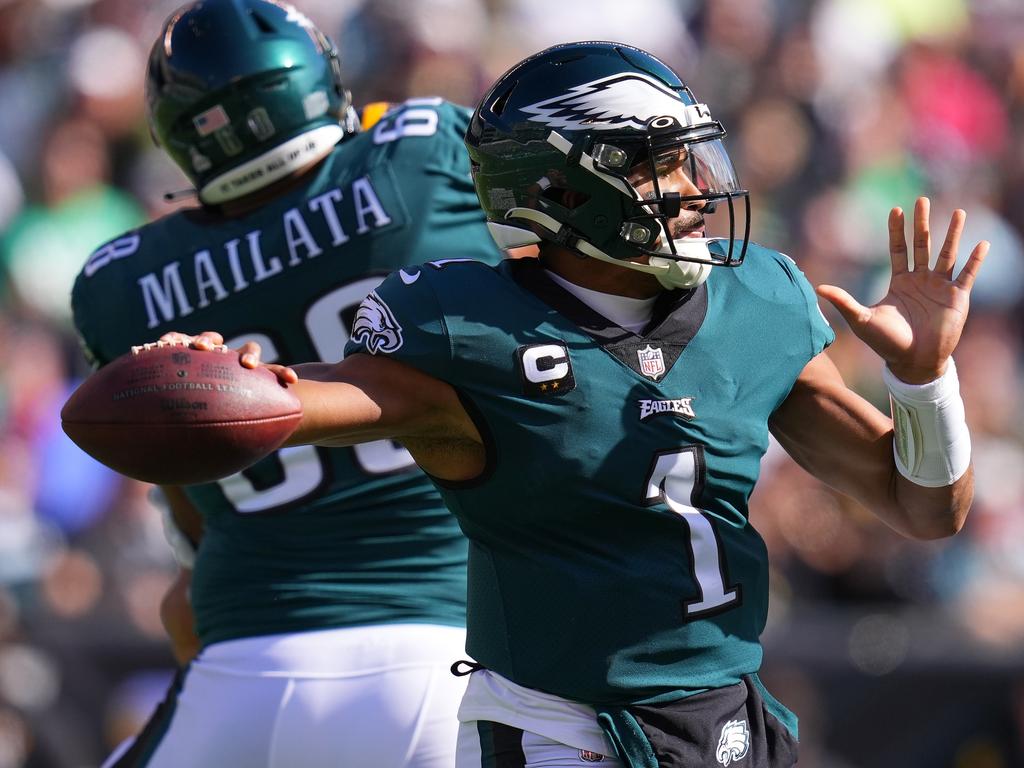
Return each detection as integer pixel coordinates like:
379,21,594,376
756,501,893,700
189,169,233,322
535,113,750,290
467,46,751,291
598,120,749,288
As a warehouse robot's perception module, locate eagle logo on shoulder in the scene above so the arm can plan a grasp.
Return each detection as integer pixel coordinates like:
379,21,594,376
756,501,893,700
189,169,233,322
716,719,750,766
352,291,404,355
521,73,707,132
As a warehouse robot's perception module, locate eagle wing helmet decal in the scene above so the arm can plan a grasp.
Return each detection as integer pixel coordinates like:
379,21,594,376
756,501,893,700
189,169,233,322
521,73,708,132
352,291,404,355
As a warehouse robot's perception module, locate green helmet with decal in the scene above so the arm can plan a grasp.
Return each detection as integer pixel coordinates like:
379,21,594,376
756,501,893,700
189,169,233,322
146,0,358,205
466,41,750,289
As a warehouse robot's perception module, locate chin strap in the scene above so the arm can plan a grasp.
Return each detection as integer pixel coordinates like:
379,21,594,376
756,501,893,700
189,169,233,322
647,255,713,289
504,207,712,289
577,240,711,289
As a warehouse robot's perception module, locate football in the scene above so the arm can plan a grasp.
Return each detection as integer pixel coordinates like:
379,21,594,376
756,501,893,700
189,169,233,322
61,343,302,485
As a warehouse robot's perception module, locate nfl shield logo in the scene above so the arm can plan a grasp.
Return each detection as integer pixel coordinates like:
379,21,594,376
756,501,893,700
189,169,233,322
637,345,666,380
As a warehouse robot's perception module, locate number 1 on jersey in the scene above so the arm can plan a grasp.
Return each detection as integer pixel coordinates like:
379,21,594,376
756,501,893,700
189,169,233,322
644,447,740,618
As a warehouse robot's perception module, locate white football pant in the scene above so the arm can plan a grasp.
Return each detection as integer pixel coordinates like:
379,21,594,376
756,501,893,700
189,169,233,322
103,624,468,768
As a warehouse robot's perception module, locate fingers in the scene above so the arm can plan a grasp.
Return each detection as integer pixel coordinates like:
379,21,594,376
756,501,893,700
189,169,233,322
912,196,931,270
816,284,871,326
191,331,225,351
157,331,196,346
152,330,262,372
934,208,966,277
151,332,290,381
888,207,908,275
954,239,990,291
237,340,262,369
894,197,969,280
231,341,293,384
265,363,299,385
157,331,226,349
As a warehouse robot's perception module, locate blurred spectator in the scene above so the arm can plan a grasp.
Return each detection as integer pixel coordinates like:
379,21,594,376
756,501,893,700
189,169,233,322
102,669,174,757
487,0,696,79
0,153,23,235
67,25,146,139
338,0,490,105
0,115,144,322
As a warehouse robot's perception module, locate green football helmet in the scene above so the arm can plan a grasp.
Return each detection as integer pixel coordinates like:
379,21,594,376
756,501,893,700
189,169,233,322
146,0,358,205
466,42,750,289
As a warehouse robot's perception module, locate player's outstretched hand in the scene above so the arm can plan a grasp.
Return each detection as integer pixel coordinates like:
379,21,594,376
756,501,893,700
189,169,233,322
157,331,299,385
815,196,989,384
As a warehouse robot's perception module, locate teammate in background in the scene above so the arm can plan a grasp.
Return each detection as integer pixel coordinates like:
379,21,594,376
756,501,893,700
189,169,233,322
164,42,988,767
71,1,505,766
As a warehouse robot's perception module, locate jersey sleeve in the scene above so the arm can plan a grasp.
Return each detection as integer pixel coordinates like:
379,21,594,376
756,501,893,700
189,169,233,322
71,229,149,368
367,99,502,265
70,263,109,369
776,252,835,358
343,267,453,381
426,102,503,263
425,104,493,223
435,101,474,159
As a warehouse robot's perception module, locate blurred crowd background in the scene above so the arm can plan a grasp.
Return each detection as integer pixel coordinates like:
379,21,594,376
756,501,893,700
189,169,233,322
0,0,1021,766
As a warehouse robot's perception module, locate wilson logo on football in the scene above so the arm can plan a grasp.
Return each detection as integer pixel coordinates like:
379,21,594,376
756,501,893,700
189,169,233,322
352,291,404,355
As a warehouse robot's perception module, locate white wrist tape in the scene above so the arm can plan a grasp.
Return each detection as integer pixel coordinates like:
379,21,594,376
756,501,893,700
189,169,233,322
150,487,197,569
882,358,971,488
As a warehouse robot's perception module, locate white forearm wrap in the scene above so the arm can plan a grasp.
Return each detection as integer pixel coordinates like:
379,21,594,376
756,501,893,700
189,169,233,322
883,358,971,488
150,487,196,569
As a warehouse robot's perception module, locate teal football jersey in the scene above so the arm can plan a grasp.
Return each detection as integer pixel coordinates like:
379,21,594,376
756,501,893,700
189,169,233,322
345,242,834,706
72,99,503,646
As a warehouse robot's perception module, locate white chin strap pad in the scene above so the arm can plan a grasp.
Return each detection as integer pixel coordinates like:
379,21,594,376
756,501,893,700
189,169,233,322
648,256,712,289
647,235,715,289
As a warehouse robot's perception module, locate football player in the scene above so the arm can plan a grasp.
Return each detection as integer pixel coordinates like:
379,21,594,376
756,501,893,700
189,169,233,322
71,1,507,766
160,42,985,767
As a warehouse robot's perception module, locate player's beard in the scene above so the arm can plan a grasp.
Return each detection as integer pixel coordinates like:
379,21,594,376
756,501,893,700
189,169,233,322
669,210,705,239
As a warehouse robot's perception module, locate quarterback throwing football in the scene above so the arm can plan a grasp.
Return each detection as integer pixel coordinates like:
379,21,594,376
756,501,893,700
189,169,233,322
163,42,985,767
